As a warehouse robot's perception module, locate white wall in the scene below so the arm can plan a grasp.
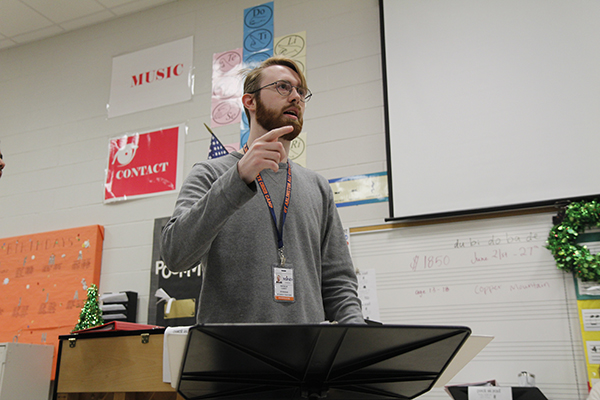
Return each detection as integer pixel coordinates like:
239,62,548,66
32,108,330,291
0,0,387,323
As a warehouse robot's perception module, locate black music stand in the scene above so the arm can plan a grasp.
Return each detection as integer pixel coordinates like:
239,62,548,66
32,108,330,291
176,324,471,399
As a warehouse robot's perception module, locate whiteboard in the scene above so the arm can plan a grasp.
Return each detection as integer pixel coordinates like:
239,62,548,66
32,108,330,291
350,212,587,399
380,0,600,219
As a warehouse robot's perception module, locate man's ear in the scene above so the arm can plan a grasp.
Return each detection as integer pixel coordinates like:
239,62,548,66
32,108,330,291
242,93,256,112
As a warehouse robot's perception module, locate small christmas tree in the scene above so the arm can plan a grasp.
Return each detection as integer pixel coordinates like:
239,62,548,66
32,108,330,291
72,284,104,332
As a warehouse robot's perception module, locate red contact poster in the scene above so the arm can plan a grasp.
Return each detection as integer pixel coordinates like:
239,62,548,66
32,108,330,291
104,124,185,203
0,225,104,376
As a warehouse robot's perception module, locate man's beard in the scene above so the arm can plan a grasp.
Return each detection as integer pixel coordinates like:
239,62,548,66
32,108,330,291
255,96,303,141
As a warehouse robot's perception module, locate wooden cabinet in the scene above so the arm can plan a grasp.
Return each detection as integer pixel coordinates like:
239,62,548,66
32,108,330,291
54,330,184,400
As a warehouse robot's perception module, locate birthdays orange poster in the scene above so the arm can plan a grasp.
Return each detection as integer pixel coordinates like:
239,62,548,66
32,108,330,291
0,225,104,375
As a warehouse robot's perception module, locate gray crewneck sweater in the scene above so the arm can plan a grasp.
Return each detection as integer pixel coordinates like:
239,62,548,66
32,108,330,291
161,152,364,324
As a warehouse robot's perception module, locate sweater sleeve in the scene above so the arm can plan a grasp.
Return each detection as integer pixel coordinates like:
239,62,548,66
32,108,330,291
160,158,256,272
319,180,366,324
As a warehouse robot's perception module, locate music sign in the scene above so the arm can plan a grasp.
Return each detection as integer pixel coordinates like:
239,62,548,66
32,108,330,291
104,125,185,203
107,36,194,118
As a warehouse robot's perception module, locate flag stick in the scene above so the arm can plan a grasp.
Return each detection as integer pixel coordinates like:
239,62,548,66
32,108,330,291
203,123,228,152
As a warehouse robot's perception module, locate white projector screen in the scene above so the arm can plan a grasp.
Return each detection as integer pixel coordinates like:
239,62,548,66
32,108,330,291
380,0,600,220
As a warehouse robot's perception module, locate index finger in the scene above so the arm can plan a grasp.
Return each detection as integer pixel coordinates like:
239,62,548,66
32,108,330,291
260,125,294,142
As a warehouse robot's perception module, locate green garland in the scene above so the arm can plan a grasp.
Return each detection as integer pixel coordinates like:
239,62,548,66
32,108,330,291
546,200,600,282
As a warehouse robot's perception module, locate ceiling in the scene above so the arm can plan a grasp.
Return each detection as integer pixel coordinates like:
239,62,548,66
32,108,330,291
0,0,177,51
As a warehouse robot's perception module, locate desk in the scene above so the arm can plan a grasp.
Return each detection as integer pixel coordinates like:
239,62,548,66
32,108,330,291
54,329,184,400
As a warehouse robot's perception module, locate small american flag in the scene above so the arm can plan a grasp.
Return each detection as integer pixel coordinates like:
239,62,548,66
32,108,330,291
208,134,229,159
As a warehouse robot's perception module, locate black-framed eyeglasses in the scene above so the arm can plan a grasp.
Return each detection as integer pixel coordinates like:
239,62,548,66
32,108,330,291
249,80,312,102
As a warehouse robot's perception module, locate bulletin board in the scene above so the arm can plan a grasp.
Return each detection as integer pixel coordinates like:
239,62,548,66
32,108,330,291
148,217,201,327
578,299,600,386
572,237,600,387
0,225,104,375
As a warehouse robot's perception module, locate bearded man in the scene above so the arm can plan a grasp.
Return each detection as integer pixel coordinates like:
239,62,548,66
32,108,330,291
161,56,364,324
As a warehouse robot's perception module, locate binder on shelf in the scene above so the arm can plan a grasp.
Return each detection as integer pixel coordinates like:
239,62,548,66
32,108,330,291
176,323,472,400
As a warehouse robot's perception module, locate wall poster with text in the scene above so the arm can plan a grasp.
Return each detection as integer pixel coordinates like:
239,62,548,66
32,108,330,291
107,36,194,118
104,124,185,203
148,217,201,327
0,225,104,375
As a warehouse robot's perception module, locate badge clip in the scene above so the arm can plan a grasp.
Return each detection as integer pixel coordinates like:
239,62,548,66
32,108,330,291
279,247,286,267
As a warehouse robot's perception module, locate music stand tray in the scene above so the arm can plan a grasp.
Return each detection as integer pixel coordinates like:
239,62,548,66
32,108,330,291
177,323,471,399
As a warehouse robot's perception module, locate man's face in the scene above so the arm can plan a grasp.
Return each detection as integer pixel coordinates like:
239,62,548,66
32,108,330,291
253,65,306,141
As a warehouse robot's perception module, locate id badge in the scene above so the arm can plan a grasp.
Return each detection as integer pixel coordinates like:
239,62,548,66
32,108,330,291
273,265,294,302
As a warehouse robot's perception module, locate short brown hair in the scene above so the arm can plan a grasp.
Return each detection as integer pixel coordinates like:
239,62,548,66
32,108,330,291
242,56,307,123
